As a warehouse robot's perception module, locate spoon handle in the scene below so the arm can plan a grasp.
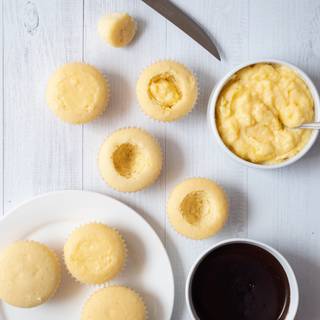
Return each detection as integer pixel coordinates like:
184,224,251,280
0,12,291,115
298,122,320,129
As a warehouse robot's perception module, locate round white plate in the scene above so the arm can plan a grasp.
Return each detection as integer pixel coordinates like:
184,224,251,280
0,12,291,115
0,190,174,320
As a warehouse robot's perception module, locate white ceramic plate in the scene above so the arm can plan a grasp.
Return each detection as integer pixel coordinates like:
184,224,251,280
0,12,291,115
0,190,174,320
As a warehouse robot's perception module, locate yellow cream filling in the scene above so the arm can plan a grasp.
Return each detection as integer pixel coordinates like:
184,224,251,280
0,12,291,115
148,73,182,108
112,143,145,178
216,63,314,164
180,191,211,225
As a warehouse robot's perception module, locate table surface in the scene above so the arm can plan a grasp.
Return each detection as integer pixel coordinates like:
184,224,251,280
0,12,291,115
1,0,320,319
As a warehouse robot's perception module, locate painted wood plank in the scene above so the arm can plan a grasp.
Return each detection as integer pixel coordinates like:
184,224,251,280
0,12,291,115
247,1,320,319
82,1,250,318
164,1,249,318
1,1,320,319
2,0,83,213
82,0,167,236
82,1,168,315
0,0,3,216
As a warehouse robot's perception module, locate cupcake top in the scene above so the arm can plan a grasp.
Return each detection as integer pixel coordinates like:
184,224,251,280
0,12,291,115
98,127,162,192
64,223,126,284
81,286,146,320
136,60,198,122
0,240,61,308
46,62,109,124
167,178,228,240
98,12,137,48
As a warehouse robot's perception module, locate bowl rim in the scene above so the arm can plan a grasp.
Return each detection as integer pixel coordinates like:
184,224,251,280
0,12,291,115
207,59,320,169
185,238,299,320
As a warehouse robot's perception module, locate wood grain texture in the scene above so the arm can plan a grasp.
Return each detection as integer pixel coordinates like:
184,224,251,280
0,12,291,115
0,0,3,216
164,1,249,318
82,1,168,315
248,2,320,319
1,0,320,319
2,0,83,213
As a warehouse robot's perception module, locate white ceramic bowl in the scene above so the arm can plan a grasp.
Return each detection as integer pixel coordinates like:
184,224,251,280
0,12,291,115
207,59,320,169
186,238,299,320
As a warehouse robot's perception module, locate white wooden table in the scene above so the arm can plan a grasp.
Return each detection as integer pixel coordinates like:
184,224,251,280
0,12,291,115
1,1,320,319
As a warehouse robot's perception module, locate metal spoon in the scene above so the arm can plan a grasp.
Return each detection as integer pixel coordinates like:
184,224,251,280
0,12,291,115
295,122,320,129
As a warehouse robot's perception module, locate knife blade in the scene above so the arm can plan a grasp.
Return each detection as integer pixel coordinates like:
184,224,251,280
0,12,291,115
142,0,221,60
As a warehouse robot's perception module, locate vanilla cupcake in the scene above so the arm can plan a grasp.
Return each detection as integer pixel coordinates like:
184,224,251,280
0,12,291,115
136,60,198,122
167,178,228,240
98,127,162,192
64,223,126,285
98,12,137,47
46,62,109,124
81,286,146,320
0,240,61,308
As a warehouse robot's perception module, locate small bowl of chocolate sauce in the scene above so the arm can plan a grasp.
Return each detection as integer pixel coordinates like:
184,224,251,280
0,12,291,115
186,239,299,320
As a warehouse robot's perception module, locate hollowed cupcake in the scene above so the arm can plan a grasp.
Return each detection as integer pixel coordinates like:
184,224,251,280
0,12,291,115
167,178,228,240
98,127,162,192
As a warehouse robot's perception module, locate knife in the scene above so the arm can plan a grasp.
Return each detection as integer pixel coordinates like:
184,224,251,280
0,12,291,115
142,0,221,61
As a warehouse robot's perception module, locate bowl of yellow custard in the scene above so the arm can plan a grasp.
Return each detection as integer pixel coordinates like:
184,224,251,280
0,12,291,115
208,60,319,169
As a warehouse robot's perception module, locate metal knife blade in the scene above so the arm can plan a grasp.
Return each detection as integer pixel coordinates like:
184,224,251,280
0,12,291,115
142,0,221,60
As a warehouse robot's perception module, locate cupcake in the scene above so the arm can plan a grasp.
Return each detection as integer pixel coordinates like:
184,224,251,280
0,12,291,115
81,286,146,320
0,240,61,308
167,178,228,240
98,127,162,192
46,62,109,124
98,12,137,47
136,60,198,122
64,223,126,285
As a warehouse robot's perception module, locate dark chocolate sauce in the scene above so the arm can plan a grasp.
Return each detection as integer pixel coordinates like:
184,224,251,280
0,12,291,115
191,243,290,320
